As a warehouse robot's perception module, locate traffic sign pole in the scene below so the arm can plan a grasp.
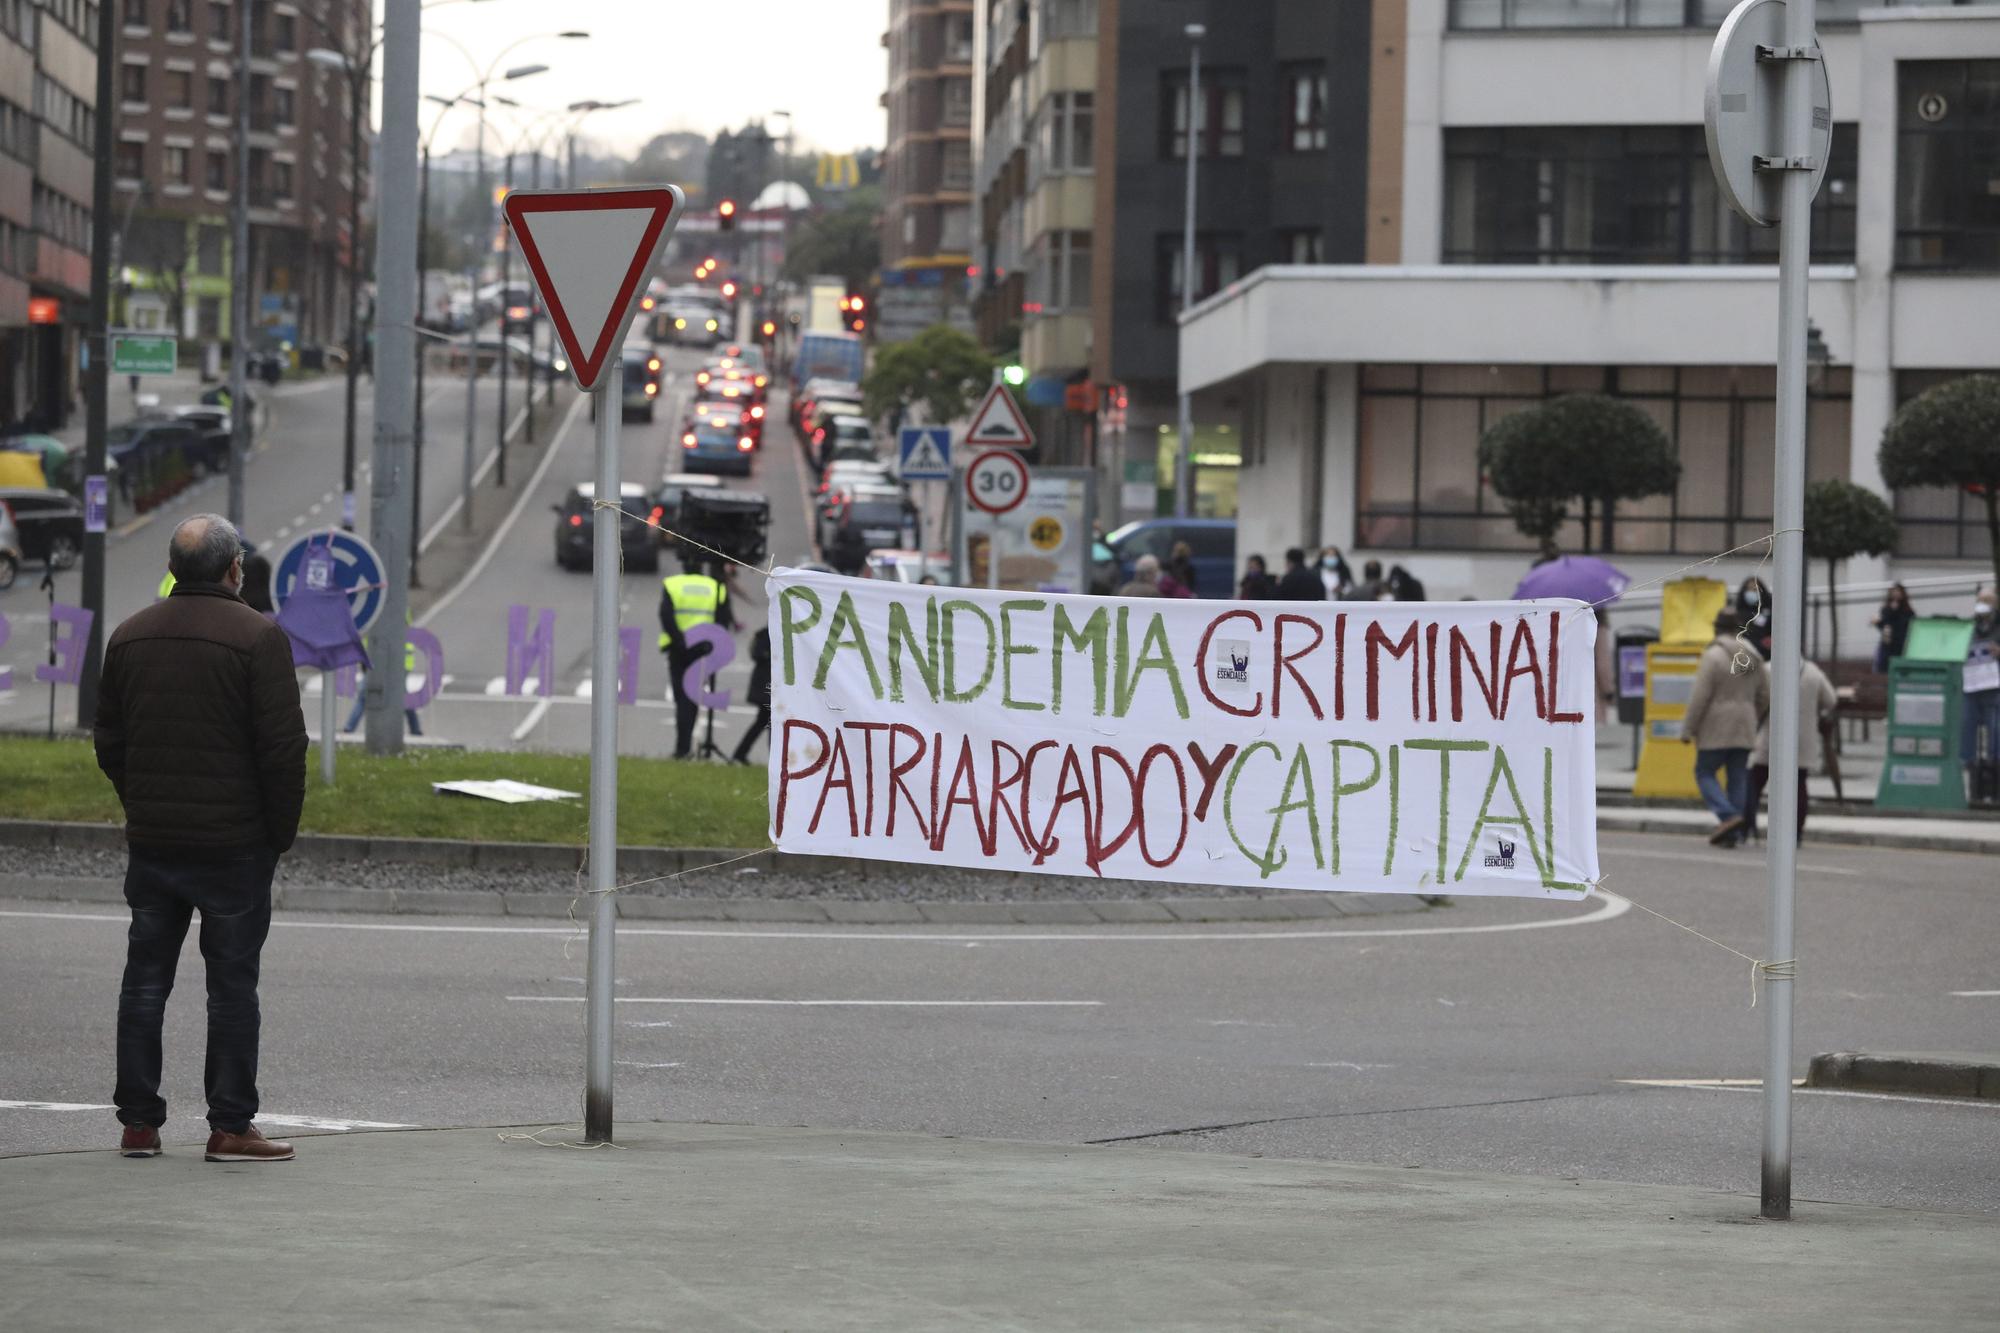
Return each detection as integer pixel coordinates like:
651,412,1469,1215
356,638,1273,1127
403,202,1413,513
585,364,621,1144
321,669,338,786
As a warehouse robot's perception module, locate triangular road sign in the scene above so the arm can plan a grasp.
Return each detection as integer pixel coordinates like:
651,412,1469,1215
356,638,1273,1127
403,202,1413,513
964,382,1035,449
503,186,685,392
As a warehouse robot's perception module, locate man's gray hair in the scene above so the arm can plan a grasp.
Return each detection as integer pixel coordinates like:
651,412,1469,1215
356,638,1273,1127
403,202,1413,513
1133,554,1161,581
167,513,243,584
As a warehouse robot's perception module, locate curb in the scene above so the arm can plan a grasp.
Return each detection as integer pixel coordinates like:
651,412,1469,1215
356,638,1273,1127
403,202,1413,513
1593,809,1999,856
1807,1051,2000,1101
0,872,1436,926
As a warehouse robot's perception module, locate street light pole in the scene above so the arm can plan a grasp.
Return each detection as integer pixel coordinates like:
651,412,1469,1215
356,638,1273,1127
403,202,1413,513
227,0,252,529
342,49,369,529
463,99,485,532
76,0,116,729
1174,23,1204,521
496,148,513,488
413,140,431,585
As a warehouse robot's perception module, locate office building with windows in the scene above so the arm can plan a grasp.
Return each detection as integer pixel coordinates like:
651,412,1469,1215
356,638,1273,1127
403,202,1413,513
1090,0,1375,521
1180,0,2000,641
881,0,977,341
114,0,370,350
0,0,96,431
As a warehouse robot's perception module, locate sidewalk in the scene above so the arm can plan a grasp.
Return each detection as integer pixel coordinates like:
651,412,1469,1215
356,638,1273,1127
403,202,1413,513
2,1121,1990,1330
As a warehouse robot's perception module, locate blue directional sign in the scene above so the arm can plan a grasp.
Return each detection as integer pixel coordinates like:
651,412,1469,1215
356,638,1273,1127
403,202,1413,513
898,426,952,480
272,529,386,635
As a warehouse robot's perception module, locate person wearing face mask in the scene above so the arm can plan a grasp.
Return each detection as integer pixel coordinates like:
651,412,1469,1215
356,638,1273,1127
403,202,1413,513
1318,546,1352,599
1965,590,2000,803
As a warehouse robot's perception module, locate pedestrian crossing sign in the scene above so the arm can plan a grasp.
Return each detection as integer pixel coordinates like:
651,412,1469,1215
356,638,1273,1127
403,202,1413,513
899,426,952,479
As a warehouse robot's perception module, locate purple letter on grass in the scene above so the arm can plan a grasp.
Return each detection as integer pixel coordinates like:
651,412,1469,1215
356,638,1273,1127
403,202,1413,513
36,604,95,686
405,627,444,711
618,627,641,705
680,624,736,709
506,605,555,697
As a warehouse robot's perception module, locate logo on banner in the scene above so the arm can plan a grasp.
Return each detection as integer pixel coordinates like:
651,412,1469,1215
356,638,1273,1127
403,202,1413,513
1483,838,1518,871
1212,639,1251,690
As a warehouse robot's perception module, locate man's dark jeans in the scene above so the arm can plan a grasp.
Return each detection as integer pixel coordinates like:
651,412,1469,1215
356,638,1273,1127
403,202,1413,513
115,846,277,1133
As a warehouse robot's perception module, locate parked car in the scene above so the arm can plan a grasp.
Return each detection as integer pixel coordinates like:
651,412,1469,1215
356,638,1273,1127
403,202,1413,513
105,418,203,506
678,411,755,477
1104,518,1237,599
0,500,21,590
553,481,659,572
0,488,84,570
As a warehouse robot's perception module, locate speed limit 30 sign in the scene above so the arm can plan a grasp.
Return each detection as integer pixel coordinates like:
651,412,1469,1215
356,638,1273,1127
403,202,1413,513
965,448,1029,515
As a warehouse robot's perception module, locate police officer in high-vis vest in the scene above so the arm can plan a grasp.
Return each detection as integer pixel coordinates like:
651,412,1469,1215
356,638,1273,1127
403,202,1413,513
659,560,735,759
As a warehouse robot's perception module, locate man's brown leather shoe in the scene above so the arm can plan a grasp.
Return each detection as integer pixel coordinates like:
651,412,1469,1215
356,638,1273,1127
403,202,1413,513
119,1125,162,1158
204,1124,295,1162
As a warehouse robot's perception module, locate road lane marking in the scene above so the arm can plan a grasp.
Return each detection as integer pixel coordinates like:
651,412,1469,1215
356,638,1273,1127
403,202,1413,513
0,1100,414,1130
1609,847,1860,877
0,892,1628,943
1951,989,2000,997
0,1100,114,1112
508,996,1103,1007
510,698,552,740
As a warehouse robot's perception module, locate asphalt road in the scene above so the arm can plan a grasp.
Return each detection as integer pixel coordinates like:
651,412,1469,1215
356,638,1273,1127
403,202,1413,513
3,830,1995,1215
0,355,550,728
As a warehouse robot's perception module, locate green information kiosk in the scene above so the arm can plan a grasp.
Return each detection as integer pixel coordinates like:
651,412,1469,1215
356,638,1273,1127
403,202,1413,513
1875,617,1974,811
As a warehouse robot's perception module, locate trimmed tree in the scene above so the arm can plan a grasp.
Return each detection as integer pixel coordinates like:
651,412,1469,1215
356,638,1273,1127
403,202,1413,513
1478,394,1680,553
862,324,993,427
1803,478,1897,661
1878,374,2000,595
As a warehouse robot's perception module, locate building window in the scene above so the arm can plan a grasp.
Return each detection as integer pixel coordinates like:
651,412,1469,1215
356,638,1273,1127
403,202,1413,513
1280,229,1323,264
166,0,190,30
163,144,190,184
197,223,224,273
273,10,295,51
1446,0,1882,31
123,0,147,27
209,1,229,38
197,294,222,337
943,12,973,63
1896,60,2000,270
166,68,193,108
1028,230,1092,313
1031,90,1094,181
272,159,292,200
121,62,149,105
1443,124,1856,264
273,85,294,127
208,75,229,115
1355,363,1852,554
1163,69,1246,160
1157,232,1243,319
1281,62,1327,153
942,77,972,128
206,149,227,190
941,139,972,191
116,141,145,180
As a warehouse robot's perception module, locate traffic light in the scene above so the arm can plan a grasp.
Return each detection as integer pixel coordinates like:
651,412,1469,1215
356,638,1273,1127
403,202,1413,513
718,199,737,232
721,280,738,301
845,292,867,333
760,319,777,340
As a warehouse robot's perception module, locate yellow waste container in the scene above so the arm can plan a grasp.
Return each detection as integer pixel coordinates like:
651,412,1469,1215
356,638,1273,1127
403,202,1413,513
1633,577,1729,798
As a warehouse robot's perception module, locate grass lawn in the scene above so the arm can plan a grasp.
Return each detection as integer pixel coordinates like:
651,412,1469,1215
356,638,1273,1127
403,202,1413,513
0,735,769,849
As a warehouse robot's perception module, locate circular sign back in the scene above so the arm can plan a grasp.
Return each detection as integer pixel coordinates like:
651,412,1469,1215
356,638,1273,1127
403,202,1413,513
1703,0,1833,228
966,449,1029,516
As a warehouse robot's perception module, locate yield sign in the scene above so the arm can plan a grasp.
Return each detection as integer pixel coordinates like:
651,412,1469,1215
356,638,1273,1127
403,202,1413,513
964,382,1035,449
503,186,685,391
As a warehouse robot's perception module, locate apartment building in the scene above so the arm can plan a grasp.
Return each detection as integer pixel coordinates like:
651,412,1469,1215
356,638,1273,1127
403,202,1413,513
1180,0,2000,641
0,0,97,431
881,0,976,341
973,0,1098,461
114,0,370,350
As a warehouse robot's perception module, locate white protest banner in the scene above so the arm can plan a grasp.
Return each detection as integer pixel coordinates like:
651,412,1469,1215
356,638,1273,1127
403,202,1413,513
767,571,1600,900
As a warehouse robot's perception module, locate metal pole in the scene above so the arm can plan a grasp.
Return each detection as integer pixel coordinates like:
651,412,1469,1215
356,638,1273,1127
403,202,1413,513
341,54,365,530
412,144,430,587
496,150,512,486
1761,0,1816,1223
524,147,539,443
1175,27,1203,520
321,671,337,785
462,101,485,531
227,0,252,528
366,0,420,757
584,363,622,1143
76,0,116,728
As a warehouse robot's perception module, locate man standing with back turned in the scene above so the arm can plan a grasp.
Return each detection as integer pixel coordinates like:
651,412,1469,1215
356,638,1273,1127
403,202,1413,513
94,514,308,1162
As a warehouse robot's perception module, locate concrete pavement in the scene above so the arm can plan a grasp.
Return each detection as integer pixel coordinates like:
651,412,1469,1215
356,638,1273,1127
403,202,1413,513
2,1119,1992,1330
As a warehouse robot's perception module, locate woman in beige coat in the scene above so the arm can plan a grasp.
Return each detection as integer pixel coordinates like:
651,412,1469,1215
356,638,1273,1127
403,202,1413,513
1746,658,1838,840
1682,608,1771,847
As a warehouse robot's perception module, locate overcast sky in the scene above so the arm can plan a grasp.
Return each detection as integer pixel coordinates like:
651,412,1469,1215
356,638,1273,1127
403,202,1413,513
407,0,889,161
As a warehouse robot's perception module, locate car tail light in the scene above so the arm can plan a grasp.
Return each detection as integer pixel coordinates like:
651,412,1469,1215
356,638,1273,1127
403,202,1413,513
750,404,764,420
738,436,754,452
644,382,659,397
568,514,583,527
641,296,655,310
813,428,825,444
682,432,697,447
648,357,661,372
754,375,767,388
696,371,709,385
648,506,664,525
